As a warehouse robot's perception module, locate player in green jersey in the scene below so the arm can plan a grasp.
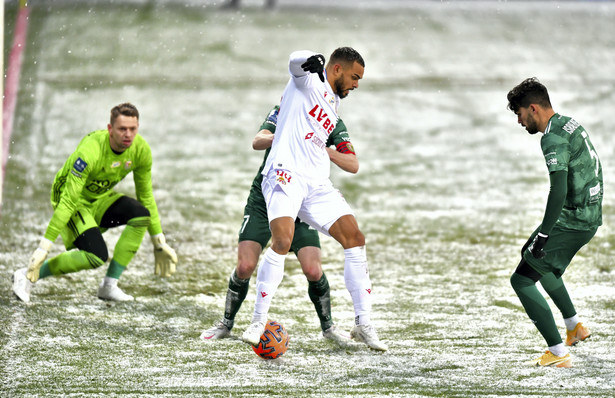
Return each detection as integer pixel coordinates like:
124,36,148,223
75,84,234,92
12,103,178,303
507,78,603,368
200,105,358,342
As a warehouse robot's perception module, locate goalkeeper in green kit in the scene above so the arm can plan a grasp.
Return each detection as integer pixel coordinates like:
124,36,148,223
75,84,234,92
507,78,602,368
12,103,178,302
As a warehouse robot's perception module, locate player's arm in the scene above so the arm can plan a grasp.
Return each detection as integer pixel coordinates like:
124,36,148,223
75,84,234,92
133,141,178,277
27,153,91,282
252,129,274,150
327,146,358,174
289,50,325,83
540,170,567,234
253,105,278,150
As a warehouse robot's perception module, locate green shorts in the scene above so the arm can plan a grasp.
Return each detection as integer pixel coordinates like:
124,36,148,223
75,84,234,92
59,191,123,250
523,224,597,277
239,197,320,253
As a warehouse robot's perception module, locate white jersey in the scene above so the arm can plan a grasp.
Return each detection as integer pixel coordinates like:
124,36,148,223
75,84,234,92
263,50,341,184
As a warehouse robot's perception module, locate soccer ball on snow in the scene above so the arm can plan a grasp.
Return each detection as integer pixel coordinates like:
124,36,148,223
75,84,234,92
251,320,290,360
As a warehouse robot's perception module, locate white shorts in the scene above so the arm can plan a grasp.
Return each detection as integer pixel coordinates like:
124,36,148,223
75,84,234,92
261,168,354,236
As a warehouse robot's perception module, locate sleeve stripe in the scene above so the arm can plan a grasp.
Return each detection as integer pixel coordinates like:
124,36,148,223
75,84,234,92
335,141,355,155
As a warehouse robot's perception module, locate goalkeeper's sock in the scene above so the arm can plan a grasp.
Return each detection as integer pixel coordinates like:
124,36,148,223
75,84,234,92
112,216,148,266
253,248,286,322
308,273,333,331
106,259,127,279
38,260,52,279
344,246,372,326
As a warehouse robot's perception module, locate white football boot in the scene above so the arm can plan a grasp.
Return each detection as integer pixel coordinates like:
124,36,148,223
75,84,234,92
200,321,232,341
322,325,351,343
242,321,265,345
12,268,33,303
351,324,388,351
97,279,134,301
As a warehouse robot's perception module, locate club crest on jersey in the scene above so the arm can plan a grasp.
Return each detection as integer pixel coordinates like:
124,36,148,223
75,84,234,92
276,170,292,185
111,161,121,168
124,160,132,170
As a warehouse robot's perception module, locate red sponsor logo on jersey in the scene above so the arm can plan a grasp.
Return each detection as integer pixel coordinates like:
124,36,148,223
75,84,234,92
305,132,314,140
261,291,268,298
276,170,292,185
308,104,335,135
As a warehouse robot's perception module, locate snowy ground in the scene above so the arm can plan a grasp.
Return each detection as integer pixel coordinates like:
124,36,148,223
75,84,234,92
1,1,615,396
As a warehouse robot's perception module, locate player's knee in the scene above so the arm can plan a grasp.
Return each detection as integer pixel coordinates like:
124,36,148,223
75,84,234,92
301,263,323,281
85,251,107,268
271,236,292,255
236,260,257,279
342,229,365,249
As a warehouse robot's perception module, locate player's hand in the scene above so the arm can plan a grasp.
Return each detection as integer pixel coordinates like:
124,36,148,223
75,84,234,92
529,233,549,259
26,238,53,282
301,54,325,82
152,233,178,277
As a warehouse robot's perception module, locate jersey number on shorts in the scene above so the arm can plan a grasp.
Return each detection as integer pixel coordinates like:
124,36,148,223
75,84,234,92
240,215,250,233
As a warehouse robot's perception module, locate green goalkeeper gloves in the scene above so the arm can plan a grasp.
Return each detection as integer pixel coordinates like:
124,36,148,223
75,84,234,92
26,238,53,282
151,234,178,277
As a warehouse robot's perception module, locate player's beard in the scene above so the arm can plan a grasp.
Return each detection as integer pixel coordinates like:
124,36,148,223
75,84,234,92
334,76,349,99
524,113,540,135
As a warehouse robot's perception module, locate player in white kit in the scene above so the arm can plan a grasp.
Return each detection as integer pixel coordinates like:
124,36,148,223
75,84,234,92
242,48,387,351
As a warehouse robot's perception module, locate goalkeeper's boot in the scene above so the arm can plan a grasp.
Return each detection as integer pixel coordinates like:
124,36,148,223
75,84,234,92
12,268,33,303
531,350,572,368
200,321,232,341
350,324,388,351
97,280,134,302
242,321,265,345
322,325,351,343
566,323,591,346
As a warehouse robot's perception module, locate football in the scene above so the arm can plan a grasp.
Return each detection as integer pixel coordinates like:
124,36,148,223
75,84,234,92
251,320,290,360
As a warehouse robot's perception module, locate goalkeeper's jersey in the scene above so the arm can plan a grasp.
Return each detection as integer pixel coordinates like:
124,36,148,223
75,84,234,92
541,113,603,230
44,129,162,241
247,105,353,208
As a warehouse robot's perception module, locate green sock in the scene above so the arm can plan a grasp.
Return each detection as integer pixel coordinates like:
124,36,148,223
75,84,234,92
47,250,105,275
112,216,149,266
511,272,562,346
223,270,250,328
106,259,127,279
308,273,333,331
539,273,577,319
38,260,52,279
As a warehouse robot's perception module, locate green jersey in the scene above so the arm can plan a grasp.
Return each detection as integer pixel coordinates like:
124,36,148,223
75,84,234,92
246,106,353,208
45,129,162,241
541,113,603,230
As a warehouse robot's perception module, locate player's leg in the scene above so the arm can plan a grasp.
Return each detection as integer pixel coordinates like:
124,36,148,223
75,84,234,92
242,172,300,344
201,241,263,340
301,185,387,350
537,226,597,346
41,210,108,277
96,194,150,301
510,259,571,367
13,209,108,302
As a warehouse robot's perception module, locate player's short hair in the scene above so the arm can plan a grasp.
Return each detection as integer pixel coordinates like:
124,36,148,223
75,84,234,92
110,103,139,125
507,77,552,113
328,47,365,68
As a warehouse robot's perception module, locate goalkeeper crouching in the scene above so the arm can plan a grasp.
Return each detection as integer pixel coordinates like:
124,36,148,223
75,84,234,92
12,103,177,303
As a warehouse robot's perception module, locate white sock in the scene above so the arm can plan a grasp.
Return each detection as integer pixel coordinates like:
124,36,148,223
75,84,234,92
253,248,286,323
564,315,581,331
343,246,372,326
103,276,118,287
548,343,568,357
